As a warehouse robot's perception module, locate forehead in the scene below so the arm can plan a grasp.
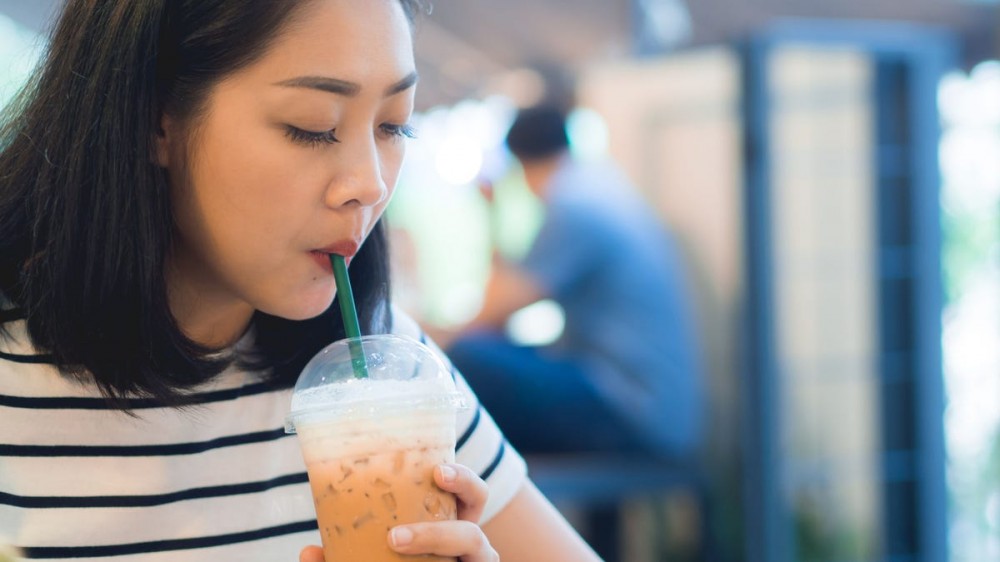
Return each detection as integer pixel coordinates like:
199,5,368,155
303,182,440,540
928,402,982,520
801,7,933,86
239,0,414,88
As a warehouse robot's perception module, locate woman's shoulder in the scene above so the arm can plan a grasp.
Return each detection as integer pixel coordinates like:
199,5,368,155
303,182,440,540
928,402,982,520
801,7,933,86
0,297,42,357
386,304,425,341
0,315,48,361
384,305,451,364
0,318,89,400
385,305,453,369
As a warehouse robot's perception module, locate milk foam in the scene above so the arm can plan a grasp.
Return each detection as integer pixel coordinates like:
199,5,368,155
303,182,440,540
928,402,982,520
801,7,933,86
287,377,462,433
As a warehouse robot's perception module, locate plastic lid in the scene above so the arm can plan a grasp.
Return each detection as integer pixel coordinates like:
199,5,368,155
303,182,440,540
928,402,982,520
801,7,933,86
284,334,464,433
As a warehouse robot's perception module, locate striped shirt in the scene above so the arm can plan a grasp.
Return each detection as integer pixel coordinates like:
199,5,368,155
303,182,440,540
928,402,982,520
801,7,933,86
0,309,526,561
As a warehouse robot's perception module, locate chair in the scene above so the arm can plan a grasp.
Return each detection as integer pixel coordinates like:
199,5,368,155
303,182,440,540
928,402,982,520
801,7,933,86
527,453,713,561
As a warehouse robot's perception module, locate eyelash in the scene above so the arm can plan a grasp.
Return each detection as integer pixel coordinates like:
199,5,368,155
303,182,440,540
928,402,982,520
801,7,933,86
381,123,418,140
285,123,417,146
285,127,339,146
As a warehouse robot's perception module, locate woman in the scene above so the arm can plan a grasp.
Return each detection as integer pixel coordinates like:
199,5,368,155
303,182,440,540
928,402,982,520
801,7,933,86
0,1,600,560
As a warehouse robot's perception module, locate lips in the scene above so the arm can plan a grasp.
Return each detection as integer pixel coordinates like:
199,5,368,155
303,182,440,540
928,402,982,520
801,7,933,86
310,239,361,271
316,240,360,259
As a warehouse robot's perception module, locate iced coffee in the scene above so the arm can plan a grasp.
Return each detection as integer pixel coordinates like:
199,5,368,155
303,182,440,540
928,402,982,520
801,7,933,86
286,335,463,562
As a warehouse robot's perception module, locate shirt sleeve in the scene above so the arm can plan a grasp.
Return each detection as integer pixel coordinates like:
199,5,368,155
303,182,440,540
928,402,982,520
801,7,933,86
389,306,528,524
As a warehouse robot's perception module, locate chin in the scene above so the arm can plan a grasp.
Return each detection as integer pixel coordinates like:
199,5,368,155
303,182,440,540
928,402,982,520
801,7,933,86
261,290,336,321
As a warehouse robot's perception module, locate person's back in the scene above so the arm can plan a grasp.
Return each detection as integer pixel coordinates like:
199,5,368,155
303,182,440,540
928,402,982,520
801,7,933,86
520,156,703,456
447,105,704,460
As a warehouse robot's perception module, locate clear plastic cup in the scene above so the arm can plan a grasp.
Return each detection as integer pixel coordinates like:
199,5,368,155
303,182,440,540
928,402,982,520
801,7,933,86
285,334,464,562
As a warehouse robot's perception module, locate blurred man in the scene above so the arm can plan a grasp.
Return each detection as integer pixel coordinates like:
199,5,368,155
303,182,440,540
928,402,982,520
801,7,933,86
445,105,704,460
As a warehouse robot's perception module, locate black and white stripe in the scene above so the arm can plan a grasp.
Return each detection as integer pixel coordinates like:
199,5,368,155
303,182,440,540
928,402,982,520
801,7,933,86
0,379,283,410
0,309,526,560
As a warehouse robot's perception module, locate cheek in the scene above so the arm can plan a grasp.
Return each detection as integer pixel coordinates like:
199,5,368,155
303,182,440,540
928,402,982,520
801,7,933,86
198,136,307,226
360,145,405,235
166,151,208,246
195,100,315,221
381,143,406,192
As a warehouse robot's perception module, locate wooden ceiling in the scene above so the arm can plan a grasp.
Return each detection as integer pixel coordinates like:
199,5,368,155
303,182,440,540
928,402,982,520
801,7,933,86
3,0,997,109
411,0,999,108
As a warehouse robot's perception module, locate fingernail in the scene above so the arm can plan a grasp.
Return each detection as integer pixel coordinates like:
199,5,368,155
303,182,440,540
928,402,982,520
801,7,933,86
439,465,457,482
391,527,413,547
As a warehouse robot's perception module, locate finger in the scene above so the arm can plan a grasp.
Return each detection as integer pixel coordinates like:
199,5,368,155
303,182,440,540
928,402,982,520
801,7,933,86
388,521,498,562
299,545,324,562
434,463,489,523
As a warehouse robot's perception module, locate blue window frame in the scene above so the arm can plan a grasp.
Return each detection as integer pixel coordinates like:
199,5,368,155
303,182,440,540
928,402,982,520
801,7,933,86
742,21,955,562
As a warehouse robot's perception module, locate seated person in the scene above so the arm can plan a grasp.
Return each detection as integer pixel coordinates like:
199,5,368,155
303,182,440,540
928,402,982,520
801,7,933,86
444,105,705,460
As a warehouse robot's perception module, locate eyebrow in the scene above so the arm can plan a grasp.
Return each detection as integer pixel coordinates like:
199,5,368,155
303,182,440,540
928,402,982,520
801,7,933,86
274,71,419,97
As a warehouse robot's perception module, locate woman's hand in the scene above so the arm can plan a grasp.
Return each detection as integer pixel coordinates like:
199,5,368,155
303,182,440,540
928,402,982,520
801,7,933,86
299,463,497,562
388,463,496,560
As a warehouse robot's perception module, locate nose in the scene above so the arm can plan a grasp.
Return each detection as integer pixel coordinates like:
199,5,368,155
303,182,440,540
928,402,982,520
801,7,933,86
324,136,388,209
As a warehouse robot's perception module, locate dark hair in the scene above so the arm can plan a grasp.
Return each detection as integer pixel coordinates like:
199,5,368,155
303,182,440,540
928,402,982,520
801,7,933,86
0,0,426,405
504,105,570,161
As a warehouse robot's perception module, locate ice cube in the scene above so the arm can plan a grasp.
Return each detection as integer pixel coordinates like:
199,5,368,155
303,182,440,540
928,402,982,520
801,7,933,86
382,492,397,512
353,511,375,529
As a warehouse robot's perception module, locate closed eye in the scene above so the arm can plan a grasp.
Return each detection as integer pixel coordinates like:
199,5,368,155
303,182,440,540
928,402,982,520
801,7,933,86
380,123,417,140
285,126,340,146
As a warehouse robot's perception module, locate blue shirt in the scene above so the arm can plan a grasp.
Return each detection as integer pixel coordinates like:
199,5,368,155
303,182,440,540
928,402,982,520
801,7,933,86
521,157,703,455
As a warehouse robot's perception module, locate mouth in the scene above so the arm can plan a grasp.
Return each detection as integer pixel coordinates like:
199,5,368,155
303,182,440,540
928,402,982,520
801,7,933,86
309,240,361,272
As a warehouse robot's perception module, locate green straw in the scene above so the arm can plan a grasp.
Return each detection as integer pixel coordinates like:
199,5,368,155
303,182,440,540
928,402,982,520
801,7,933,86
330,254,369,379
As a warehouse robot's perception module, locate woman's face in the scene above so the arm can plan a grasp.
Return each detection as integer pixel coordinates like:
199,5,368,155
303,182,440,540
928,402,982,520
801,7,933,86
160,0,415,330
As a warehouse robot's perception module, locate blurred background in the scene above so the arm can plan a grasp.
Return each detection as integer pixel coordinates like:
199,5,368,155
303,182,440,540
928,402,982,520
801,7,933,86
2,1,999,561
